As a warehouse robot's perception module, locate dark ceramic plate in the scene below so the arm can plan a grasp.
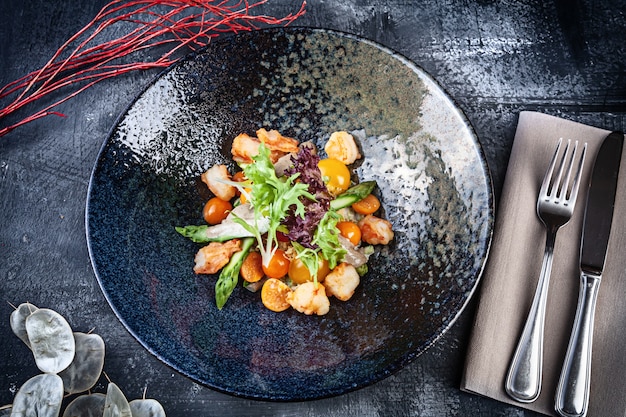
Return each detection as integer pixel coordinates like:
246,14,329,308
87,28,493,401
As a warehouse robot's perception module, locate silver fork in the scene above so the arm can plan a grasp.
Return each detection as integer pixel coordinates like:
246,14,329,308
505,138,587,403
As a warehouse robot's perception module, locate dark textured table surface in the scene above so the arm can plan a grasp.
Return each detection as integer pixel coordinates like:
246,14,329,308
1,1,625,416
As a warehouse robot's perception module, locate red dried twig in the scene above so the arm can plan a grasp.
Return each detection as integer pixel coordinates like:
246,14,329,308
0,0,306,137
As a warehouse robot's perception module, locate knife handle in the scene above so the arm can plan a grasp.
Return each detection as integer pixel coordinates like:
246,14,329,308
555,271,601,417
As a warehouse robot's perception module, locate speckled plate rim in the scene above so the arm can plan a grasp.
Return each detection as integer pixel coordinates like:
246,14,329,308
329,29,495,371
85,26,495,401
354,30,496,373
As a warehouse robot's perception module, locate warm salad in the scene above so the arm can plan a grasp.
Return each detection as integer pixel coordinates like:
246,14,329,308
176,129,393,315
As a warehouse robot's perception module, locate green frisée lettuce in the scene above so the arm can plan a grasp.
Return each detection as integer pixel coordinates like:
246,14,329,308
311,209,345,269
232,143,316,267
176,128,396,314
291,209,346,282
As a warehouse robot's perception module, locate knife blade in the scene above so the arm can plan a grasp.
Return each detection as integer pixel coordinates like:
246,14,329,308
555,131,624,417
579,132,624,274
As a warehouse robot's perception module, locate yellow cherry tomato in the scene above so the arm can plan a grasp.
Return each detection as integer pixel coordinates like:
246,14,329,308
240,251,264,283
288,257,331,284
262,249,290,278
261,278,292,312
351,194,380,215
318,158,351,195
239,186,253,205
203,197,232,225
337,221,361,246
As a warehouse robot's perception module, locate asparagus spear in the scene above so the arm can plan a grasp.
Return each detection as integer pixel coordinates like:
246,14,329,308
329,181,376,210
176,204,269,243
215,237,255,309
175,224,250,243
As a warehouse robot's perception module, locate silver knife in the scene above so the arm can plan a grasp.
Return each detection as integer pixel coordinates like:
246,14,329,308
555,131,624,417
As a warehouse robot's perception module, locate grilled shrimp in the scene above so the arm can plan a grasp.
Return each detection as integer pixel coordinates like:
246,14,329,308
231,131,298,164
193,239,241,274
324,263,360,301
256,128,299,153
358,214,394,245
231,133,262,164
286,282,330,315
201,164,236,201
324,131,361,165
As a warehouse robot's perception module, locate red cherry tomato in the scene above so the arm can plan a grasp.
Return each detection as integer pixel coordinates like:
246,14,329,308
276,231,290,242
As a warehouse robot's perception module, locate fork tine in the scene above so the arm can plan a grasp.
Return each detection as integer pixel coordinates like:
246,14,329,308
559,140,578,201
552,139,572,199
539,138,563,198
566,142,587,205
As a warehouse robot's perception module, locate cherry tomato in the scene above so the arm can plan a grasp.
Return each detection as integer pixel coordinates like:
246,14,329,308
318,158,351,195
261,278,292,312
337,221,361,246
240,251,264,283
232,171,247,196
351,193,380,215
232,171,247,183
288,257,331,284
239,186,253,205
276,231,290,242
203,197,232,225
262,249,290,278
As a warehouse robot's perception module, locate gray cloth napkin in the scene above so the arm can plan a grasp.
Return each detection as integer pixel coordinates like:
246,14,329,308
461,111,626,416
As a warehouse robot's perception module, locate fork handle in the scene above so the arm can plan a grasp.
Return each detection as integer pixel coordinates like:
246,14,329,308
505,228,557,403
554,271,601,417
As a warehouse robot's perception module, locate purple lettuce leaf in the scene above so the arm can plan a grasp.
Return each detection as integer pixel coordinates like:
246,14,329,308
283,146,332,247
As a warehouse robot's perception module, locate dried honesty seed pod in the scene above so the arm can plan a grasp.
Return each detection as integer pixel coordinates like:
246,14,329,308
25,308,75,374
10,374,63,417
129,398,167,417
62,393,106,417
0,405,11,417
59,332,105,394
9,302,38,348
103,383,132,417
6,304,166,416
